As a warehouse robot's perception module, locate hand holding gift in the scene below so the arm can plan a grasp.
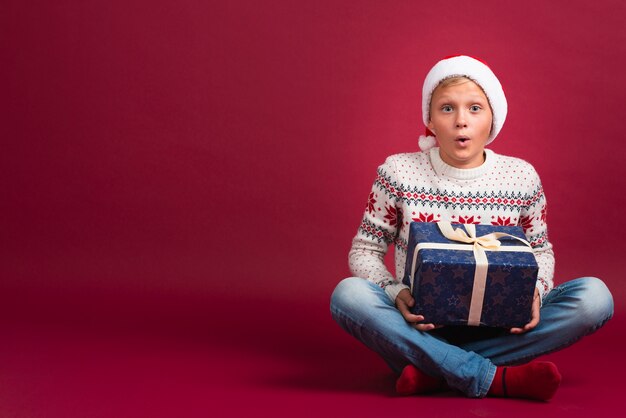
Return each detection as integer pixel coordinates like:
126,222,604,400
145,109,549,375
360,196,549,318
395,289,442,331
510,287,541,334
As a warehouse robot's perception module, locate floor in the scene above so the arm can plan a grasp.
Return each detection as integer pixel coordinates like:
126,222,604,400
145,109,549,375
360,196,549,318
0,286,622,418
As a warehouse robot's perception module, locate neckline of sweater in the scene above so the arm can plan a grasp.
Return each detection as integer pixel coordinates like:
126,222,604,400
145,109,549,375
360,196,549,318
429,147,495,181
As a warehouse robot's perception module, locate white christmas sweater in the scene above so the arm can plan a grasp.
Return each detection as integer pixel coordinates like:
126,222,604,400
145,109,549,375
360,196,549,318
349,147,554,304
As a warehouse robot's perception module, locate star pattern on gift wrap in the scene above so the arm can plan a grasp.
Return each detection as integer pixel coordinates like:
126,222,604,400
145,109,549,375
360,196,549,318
492,293,506,306
455,290,468,304
489,268,509,286
516,295,532,307
452,266,466,279
447,295,461,307
446,253,465,264
494,252,516,264
454,280,469,294
501,264,513,272
431,263,445,273
420,293,436,307
432,284,443,297
419,269,437,286
435,306,448,319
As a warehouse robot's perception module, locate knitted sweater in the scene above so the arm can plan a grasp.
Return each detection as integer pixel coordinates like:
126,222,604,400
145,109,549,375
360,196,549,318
349,147,554,304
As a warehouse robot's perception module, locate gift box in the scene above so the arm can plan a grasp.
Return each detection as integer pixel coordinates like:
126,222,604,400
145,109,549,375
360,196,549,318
402,222,538,328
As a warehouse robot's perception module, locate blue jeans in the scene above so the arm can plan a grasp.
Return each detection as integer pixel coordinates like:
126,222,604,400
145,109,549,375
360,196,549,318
330,277,613,398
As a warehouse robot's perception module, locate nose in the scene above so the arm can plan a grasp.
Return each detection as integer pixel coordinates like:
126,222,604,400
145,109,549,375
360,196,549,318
455,111,467,128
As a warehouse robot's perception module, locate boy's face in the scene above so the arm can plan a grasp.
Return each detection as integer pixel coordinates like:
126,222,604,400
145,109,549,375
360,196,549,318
427,79,493,169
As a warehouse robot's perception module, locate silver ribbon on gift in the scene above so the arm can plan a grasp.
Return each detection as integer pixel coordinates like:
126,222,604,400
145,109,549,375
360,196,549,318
409,222,534,326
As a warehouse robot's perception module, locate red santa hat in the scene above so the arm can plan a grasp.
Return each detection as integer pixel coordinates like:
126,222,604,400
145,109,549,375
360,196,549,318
419,55,508,152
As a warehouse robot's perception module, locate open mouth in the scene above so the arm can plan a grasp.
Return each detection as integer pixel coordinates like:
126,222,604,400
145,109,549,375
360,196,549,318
456,136,470,143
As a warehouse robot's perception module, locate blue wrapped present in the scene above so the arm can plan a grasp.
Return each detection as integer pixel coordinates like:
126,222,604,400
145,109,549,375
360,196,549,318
402,222,538,328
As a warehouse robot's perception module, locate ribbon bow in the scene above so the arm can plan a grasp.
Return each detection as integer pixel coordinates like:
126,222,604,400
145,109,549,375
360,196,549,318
437,222,504,251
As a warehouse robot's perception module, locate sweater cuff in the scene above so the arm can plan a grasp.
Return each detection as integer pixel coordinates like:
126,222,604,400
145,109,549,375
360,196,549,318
384,281,409,304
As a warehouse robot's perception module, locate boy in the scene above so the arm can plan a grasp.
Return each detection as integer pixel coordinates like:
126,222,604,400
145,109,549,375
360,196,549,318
330,55,613,401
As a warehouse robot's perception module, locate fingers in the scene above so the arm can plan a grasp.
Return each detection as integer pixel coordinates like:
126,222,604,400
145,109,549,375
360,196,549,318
397,301,438,330
523,309,541,331
395,290,420,322
510,317,539,333
395,289,441,331
524,292,541,330
395,292,435,328
509,326,524,334
510,318,539,334
396,299,425,323
510,295,541,334
414,323,439,331
399,307,438,330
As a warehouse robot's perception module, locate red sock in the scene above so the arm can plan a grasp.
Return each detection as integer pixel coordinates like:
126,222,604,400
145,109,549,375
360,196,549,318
396,365,446,395
488,361,562,401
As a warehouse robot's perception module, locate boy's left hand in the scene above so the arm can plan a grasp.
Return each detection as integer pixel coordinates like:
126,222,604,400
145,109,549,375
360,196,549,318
509,288,541,334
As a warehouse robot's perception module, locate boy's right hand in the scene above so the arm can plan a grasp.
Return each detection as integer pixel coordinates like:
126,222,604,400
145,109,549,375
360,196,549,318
395,289,441,331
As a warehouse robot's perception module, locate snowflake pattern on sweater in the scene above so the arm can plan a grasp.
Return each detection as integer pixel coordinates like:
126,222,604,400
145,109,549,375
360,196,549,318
349,148,555,304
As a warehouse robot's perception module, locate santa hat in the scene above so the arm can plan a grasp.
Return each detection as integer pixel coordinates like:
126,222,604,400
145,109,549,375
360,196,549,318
419,55,507,152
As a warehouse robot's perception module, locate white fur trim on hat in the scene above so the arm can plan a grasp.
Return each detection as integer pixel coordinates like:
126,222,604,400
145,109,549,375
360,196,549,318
422,55,507,145
418,135,437,152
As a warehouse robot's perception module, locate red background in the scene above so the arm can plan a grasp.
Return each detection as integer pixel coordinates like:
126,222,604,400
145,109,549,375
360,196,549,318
2,1,625,416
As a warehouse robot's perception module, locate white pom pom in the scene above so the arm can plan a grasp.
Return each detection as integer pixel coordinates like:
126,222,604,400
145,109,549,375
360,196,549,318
418,135,437,152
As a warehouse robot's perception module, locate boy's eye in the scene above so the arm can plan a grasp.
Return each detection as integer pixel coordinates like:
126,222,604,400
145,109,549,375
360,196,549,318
470,105,482,112
441,105,453,112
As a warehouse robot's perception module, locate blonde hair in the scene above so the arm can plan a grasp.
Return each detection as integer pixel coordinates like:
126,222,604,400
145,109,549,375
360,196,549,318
437,76,474,89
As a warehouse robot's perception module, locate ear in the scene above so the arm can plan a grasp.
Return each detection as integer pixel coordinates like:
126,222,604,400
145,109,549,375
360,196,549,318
427,121,435,133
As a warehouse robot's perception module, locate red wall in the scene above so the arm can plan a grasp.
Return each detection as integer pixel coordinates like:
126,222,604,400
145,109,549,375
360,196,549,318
2,0,624,323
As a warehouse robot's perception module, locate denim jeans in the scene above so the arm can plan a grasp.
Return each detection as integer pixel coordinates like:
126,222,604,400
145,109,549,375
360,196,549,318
330,276,613,398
